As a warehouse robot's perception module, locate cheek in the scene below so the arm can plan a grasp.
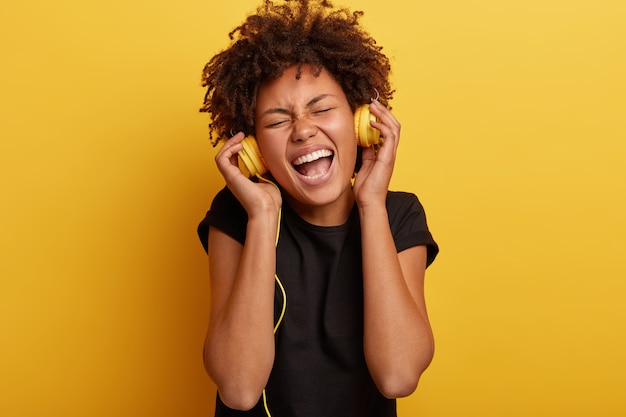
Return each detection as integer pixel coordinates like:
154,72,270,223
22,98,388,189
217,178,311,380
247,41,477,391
256,137,287,175
339,127,358,163
344,144,358,172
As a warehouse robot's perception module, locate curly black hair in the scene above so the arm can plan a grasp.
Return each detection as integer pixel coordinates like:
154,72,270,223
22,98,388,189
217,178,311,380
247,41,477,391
200,0,394,146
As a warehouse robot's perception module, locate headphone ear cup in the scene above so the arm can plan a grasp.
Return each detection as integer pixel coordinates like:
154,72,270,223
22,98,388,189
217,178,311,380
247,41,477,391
354,105,381,147
238,136,268,178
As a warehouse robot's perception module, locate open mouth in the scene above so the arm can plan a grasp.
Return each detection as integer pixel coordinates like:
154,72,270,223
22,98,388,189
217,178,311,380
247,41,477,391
292,149,334,180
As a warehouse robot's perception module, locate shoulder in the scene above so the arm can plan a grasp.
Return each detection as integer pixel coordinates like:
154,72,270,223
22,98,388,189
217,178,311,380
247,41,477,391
386,191,425,220
385,191,439,267
197,186,248,252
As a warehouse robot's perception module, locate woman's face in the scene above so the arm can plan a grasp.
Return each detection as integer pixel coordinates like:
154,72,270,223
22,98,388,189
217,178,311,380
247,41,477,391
254,65,357,218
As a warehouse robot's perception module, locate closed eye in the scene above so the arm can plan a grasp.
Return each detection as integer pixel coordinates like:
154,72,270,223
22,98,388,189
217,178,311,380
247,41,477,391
266,119,290,128
313,107,334,114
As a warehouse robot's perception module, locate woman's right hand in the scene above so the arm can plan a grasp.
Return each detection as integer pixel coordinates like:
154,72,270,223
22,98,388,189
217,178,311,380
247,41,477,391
214,132,282,218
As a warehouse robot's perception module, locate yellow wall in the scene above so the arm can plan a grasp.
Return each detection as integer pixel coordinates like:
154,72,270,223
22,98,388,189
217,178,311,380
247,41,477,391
1,1,624,416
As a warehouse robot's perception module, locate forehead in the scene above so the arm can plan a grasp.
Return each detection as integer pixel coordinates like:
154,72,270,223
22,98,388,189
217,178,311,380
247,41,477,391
257,65,345,105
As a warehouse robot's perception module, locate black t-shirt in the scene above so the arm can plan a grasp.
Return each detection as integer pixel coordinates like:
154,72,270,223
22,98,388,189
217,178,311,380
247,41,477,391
198,186,438,417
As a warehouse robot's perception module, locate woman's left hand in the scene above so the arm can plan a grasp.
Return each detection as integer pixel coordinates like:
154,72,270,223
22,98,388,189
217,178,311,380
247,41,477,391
352,99,401,208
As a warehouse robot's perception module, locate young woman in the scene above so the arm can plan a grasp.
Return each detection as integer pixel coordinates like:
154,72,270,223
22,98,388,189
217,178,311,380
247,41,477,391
197,1,439,416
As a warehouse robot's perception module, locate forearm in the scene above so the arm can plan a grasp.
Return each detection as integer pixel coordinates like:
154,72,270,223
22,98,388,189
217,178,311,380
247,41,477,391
204,213,279,409
359,204,434,398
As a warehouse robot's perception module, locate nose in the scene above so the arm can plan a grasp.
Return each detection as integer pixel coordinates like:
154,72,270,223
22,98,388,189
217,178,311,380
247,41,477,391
290,115,318,143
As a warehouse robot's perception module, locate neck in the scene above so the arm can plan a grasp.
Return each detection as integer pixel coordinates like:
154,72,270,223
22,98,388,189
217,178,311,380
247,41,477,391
285,187,355,227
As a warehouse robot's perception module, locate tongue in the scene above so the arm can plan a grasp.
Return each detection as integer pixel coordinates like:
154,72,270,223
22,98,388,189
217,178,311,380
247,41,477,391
296,156,332,177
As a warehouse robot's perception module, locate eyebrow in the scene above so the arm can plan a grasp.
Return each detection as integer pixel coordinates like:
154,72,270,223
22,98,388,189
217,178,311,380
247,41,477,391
260,94,335,116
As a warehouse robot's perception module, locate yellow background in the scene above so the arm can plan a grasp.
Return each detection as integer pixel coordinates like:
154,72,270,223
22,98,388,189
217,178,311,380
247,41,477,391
1,0,624,416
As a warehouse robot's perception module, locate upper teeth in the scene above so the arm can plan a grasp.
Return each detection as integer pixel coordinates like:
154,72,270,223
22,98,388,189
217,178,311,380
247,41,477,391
293,149,333,166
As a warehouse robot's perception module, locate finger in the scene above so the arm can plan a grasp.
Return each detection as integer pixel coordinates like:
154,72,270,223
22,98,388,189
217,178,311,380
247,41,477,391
216,132,245,157
370,100,400,129
378,101,400,129
368,101,400,145
229,131,246,141
215,134,248,175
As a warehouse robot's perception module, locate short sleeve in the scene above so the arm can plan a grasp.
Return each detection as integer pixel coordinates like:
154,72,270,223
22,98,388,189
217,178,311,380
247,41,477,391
386,191,439,267
197,186,248,253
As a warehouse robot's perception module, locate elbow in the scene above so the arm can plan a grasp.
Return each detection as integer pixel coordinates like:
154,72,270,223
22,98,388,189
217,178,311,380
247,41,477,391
204,365,266,411
204,356,267,411
203,353,265,411
218,386,263,411
373,350,434,399
376,372,421,399
202,339,272,411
